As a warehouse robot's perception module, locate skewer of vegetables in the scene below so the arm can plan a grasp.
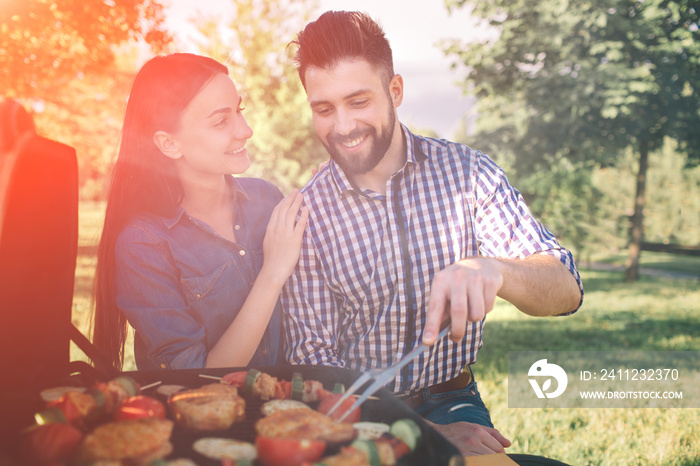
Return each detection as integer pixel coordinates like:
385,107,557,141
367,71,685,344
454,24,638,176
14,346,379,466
222,369,333,403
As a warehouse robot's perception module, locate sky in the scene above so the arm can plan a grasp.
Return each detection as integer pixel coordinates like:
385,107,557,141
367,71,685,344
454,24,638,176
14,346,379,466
163,0,493,138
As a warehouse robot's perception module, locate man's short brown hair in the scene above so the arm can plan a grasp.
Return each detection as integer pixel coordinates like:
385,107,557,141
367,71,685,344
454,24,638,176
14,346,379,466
292,10,395,87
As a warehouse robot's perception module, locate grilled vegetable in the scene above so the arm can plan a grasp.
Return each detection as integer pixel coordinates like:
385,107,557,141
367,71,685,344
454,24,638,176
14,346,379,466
255,436,326,466
223,370,332,403
317,392,361,424
193,437,257,462
114,395,166,421
311,419,419,466
291,372,304,401
20,423,83,464
352,422,390,441
349,439,381,466
261,399,311,417
34,376,140,428
389,418,422,452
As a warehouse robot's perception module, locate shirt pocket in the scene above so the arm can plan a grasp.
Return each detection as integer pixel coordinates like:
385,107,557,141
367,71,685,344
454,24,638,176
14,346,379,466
180,262,228,301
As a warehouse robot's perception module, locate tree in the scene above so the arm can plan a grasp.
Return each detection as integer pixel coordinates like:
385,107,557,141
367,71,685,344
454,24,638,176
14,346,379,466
1,1,172,198
0,0,172,103
191,0,326,191
30,49,142,200
443,0,700,280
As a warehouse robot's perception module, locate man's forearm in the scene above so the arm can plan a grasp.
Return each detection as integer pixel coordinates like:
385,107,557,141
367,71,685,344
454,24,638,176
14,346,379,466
493,253,582,317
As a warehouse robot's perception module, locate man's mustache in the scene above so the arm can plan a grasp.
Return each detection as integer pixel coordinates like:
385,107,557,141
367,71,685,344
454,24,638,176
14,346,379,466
328,128,373,145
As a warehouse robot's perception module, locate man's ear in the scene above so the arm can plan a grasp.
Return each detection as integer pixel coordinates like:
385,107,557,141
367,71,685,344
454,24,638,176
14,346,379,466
153,131,182,160
389,74,404,109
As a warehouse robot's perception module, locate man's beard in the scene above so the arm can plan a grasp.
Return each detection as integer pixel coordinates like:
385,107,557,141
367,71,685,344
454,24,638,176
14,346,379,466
324,107,396,177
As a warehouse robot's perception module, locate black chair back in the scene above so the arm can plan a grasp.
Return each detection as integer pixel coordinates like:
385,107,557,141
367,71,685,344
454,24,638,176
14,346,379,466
0,98,119,393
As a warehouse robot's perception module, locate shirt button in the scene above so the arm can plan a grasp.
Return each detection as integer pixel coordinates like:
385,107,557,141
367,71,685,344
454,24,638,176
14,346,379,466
234,224,241,230
261,349,268,355
239,250,246,256
160,363,166,369
195,293,201,298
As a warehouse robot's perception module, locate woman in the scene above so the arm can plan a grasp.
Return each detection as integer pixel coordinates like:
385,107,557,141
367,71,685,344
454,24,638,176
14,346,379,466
92,53,308,371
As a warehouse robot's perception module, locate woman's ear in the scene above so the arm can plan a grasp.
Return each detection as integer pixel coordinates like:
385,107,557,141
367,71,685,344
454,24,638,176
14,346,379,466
153,131,182,160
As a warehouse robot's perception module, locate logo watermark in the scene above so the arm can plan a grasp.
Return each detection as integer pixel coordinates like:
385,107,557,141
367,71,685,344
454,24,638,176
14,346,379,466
508,351,699,408
528,359,568,398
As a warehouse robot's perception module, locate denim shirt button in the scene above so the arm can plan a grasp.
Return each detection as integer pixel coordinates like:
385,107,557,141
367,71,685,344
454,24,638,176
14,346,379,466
195,293,201,298
238,250,246,256
261,348,268,355
160,363,166,369
234,224,241,230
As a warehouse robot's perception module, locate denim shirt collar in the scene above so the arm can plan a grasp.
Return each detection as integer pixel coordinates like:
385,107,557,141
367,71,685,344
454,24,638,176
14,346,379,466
162,175,251,229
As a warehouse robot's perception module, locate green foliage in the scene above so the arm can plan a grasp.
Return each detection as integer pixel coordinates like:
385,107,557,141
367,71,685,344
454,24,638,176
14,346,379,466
444,0,700,278
516,138,700,261
29,50,138,200
443,0,700,174
0,0,171,102
517,157,602,262
592,139,700,248
192,0,327,192
1,1,173,199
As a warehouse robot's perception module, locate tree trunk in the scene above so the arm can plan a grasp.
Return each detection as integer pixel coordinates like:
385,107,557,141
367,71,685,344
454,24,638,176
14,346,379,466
624,139,649,282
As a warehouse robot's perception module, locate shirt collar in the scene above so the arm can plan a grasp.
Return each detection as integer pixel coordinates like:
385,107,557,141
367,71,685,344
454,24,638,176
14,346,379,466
330,124,428,196
162,175,249,229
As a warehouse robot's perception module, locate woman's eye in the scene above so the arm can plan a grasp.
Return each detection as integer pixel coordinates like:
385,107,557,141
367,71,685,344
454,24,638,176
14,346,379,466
214,118,228,128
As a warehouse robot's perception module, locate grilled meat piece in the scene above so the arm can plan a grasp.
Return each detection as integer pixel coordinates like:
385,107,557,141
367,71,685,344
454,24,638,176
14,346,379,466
169,383,245,431
255,407,357,444
77,417,173,465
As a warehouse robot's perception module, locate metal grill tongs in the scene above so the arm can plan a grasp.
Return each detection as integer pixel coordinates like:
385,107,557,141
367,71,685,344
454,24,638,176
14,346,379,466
326,322,452,422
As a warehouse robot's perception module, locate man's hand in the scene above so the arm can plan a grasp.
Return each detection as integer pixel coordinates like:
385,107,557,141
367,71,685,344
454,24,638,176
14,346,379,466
423,257,503,344
426,420,512,456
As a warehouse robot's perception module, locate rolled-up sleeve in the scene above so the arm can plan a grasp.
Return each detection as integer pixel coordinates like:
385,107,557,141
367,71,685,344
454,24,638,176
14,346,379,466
473,152,584,312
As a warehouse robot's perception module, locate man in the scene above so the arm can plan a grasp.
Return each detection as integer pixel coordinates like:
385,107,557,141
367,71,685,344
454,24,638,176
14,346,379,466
281,10,584,456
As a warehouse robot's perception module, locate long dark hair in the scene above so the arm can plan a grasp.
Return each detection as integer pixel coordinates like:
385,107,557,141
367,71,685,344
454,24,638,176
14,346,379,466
92,53,228,370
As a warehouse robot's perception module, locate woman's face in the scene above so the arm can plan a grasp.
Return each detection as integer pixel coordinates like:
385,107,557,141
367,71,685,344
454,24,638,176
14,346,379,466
168,73,253,181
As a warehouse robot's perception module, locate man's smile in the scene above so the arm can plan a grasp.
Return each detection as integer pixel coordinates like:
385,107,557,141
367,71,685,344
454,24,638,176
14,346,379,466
340,135,367,149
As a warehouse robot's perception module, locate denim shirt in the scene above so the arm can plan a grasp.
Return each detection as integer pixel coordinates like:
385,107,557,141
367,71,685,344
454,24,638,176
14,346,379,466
115,176,284,370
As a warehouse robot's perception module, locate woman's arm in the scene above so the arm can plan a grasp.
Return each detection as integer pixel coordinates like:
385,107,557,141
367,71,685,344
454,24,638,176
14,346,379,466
205,190,308,367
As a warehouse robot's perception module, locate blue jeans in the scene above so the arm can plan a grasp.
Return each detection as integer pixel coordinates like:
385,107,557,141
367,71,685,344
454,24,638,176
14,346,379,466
413,371,494,428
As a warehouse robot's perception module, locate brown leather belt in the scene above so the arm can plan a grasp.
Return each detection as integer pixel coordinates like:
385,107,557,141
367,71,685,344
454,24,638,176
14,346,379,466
399,367,473,410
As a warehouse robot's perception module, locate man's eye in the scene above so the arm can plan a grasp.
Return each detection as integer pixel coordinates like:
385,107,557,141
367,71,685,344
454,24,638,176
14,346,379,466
314,107,332,116
351,100,368,108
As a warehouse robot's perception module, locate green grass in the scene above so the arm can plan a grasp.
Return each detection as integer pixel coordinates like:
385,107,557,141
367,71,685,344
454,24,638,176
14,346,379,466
71,202,700,464
71,201,136,371
478,269,700,465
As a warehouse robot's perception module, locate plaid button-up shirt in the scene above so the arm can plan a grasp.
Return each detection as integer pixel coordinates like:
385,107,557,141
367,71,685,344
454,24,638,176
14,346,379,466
282,125,583,394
